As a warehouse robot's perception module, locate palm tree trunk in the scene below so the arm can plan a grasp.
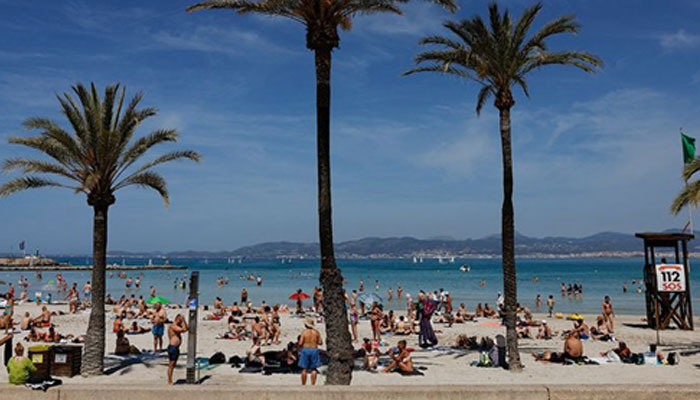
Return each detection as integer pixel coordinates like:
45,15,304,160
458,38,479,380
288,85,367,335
82,204,108,376
314,47,354,385
498,106,523,371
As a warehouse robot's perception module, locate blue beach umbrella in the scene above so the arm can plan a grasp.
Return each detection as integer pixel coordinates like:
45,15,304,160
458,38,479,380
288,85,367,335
357,293,383,305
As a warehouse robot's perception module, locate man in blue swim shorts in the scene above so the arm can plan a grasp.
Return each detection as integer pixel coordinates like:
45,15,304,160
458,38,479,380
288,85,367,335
167,314,188,385
298,316,323,385
152,302,167,352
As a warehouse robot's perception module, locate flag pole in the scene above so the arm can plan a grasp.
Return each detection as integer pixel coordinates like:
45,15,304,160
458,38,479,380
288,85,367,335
682,127,694,234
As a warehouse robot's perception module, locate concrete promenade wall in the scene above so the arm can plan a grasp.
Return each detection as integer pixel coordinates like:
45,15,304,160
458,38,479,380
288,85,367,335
1,385,698,400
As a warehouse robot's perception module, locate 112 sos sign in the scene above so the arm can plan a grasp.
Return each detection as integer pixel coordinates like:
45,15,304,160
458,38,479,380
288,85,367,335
655,264,686,292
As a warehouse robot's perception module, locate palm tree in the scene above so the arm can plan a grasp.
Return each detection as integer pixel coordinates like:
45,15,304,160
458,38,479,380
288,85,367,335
671,159,700,215
186,0,456,384
405,2,602,370
0,83,201,375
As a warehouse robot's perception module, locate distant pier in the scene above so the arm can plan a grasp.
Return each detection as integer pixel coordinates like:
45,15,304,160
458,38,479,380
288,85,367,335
0,264,188,271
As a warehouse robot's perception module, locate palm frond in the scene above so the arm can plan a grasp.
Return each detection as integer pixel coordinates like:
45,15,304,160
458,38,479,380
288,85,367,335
114,171,170,206
475,85,493,115
682,157,700,181
117,129,179,176
523,14,578,54
7,136,79,170
523,51,602,74
0,176,76,197
343,0,403,18
512,3,541,50
403,65,472,79
187,0,305,23
21,117,84,164
2,158,79,182
418,35,464,50
671,180,700,215
115,150,201,187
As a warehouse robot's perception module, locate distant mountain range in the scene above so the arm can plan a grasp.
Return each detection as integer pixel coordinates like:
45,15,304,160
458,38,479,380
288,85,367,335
88,230,697,260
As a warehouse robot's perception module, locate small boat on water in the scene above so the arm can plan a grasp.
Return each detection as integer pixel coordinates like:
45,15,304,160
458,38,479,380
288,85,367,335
459,264,471,272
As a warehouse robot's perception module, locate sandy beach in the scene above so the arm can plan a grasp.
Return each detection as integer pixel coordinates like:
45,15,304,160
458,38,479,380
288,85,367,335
1,300,699,386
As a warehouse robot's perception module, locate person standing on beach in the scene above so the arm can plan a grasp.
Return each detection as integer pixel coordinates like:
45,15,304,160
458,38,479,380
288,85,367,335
397,285,403,300
298,317,322,385
152,302,167,352
417,291,438,348
166,314,188,385
83,281,91,302
241,288,248,305
602,296,615,333
547,295,555,317
387,287,393,303
349,303,359,342
535,294,542,310
150,286,156,298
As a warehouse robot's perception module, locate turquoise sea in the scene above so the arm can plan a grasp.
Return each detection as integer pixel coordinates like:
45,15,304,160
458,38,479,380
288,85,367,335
2,257,699,315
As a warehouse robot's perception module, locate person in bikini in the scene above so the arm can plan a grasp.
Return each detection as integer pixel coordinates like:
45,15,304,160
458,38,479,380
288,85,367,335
361,338,381,370
166,314,188,385
601,296,615,333
383,339,414,374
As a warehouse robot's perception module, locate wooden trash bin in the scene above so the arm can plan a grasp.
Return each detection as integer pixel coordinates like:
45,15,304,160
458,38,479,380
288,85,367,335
51,345,82,377
28,345,52,379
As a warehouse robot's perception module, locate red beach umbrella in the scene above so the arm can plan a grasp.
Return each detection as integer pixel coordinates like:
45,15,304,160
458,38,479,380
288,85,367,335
289,292,310,300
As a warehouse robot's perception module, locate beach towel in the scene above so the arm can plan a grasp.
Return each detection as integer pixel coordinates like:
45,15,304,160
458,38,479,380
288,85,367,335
397,368,424,376
479,322,501,327
26,376,62,391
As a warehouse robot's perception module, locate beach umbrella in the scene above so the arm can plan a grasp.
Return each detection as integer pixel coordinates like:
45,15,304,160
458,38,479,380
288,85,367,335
357,293,383,305
289,292,310,300
146,296,172,305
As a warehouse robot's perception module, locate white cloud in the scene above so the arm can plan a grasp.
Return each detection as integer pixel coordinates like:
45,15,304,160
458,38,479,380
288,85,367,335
658,29,700,50
149,25,299,56
419,115,499,177
354,2,450,37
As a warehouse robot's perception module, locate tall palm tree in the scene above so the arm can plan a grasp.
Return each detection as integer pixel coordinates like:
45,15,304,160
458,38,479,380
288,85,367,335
186,0,456,384
405,2,602,370
671,159,700,215
0,83,201,375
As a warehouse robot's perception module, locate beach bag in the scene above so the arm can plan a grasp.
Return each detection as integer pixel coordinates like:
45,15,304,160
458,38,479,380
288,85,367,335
488,347,499,367
668,352,679,365
210,352,226,364
479,351,492,367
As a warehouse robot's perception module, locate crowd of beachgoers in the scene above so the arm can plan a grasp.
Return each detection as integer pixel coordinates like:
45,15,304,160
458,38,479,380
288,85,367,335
0,270,693,386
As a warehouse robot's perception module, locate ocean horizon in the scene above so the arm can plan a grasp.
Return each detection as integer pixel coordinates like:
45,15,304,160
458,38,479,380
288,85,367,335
2,257,697,316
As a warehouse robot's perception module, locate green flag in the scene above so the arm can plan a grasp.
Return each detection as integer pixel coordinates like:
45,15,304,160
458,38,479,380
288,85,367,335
682,133,695,164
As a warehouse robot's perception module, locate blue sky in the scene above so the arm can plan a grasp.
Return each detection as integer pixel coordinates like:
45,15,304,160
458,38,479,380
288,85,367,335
1,0,699,253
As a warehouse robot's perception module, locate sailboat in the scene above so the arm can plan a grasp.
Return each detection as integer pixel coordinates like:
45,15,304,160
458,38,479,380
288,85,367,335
412,256,418,263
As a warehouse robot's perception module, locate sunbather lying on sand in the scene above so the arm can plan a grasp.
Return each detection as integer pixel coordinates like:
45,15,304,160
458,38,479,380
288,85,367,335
533,331,583,363
127,321,151,334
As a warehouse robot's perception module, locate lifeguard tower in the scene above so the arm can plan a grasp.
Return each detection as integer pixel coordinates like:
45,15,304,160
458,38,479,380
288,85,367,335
636,232,694,330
